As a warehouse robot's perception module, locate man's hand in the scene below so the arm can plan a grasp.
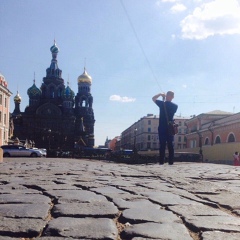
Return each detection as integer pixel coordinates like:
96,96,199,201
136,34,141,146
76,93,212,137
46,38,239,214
152,93,165,102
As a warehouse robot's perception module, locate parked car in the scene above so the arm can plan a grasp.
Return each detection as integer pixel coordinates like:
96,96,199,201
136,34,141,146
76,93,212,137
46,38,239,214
1,145,43,157
31,148,47,157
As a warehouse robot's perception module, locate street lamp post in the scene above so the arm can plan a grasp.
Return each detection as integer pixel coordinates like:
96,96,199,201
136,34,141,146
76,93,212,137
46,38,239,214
48,129,51,150
132,128,138,163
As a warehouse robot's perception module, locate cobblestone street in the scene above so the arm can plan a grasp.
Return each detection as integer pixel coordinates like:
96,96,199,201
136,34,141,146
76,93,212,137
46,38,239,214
0,158,240,240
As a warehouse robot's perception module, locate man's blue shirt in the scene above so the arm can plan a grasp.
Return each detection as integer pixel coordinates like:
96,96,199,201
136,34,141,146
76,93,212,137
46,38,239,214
155,100,178,133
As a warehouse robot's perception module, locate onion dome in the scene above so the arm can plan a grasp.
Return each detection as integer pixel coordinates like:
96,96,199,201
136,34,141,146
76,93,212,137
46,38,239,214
27,81,41,98
14,91,22,103
78,68,92,84
62,84,75,99
50,40,59,53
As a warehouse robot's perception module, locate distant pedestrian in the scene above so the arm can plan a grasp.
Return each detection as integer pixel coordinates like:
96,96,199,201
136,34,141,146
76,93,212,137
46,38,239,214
233,151,240,166
152,91,178,165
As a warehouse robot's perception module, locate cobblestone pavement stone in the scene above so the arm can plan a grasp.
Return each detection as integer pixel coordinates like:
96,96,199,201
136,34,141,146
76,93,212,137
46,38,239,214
0,158,240,240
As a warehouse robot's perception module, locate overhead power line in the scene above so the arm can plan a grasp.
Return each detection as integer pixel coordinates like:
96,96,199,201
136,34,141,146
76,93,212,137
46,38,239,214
120,0,163,92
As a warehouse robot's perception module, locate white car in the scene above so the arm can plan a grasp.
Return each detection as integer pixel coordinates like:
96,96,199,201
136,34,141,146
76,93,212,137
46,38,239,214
1,145,43,157
31,148,47,157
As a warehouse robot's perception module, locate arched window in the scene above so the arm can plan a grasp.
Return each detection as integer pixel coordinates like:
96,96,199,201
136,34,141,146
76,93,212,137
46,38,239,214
57,88,62,97
228,133,235,143
215,136,221,144
204,137,209,145
50,87,55,98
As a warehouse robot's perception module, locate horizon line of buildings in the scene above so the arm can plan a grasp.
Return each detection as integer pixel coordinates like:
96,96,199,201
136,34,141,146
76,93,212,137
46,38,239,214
105,110,239,161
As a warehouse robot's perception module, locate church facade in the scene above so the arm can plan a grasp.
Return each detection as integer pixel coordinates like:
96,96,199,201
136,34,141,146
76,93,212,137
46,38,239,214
11,41,95,150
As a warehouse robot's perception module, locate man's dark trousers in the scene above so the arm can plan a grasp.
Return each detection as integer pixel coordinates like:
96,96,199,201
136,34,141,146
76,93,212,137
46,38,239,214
159,132,174,164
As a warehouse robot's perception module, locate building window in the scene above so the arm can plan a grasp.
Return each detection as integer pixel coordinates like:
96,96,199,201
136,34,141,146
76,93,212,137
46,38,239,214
178,136,181,142
178,121,182,126
215,136,221,144
0,111,1,122
4,113,6,124
190,140,196,148
228,133,235,143
4,97,7,108
0,95,2,105
148,120,151,125
148,128,151,132
148,135,151,141
58,88,62,97
147,142,151,149
50,87,55,98
204,137,209,145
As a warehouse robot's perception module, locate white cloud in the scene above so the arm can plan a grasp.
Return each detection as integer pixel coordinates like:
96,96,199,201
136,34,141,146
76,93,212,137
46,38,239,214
109,95,136,103
170,3,187,13
180,0,240,40
182,84,187,88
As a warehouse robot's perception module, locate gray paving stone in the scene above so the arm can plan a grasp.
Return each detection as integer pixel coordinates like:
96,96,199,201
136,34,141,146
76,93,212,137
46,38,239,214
0,193,51,204
53,201,118,217
44,217,118,239
196,192,240,209
185,215,240,232
0,188,41,194
113,198,160,210
121,207,181,224
45,189,107,203
37,238,78,240
0,237,21,240
91,186,128,194
168,204,229,217
0,204,50,219
201,231,240,240
0,217,47,238
141,191,197,206
37,184,80,191
122,222,192,239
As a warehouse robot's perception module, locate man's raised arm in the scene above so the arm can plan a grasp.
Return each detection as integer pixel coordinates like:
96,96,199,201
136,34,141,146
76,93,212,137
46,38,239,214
152,93,165,102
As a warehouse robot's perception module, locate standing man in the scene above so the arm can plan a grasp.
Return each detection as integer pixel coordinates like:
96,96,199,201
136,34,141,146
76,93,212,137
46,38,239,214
152,91,178,165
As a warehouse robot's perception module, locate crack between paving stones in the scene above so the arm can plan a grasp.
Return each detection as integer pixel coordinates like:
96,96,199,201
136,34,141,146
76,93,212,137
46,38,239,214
21,184,57,238
118,168,240,238
114,211,125,240
144,175,240,218
63,185,127,239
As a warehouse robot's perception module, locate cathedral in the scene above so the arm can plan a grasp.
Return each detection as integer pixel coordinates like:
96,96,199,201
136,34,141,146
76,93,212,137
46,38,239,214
11,41,95,150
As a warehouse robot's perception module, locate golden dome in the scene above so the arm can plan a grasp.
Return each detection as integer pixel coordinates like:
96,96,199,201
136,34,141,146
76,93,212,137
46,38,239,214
14,91,22,103
78,68,92,84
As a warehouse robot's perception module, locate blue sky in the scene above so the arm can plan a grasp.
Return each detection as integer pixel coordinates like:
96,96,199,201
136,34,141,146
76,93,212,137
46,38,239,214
1,0,240,146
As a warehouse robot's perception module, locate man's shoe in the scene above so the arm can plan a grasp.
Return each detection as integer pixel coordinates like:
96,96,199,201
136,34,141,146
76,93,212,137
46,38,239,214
168,162,174,165
159,162,164,165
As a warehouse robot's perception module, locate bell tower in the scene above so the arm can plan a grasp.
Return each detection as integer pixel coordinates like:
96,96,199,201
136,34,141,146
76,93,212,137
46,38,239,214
75,68,95,147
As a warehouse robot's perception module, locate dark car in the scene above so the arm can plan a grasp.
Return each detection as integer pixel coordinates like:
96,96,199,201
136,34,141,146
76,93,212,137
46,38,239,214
1,145,43,157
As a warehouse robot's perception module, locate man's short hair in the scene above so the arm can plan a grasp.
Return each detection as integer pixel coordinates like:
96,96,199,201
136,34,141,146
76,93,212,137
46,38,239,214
167,91,174,97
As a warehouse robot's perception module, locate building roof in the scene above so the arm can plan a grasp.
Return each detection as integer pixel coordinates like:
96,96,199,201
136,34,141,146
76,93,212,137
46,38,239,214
204,110,233,115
